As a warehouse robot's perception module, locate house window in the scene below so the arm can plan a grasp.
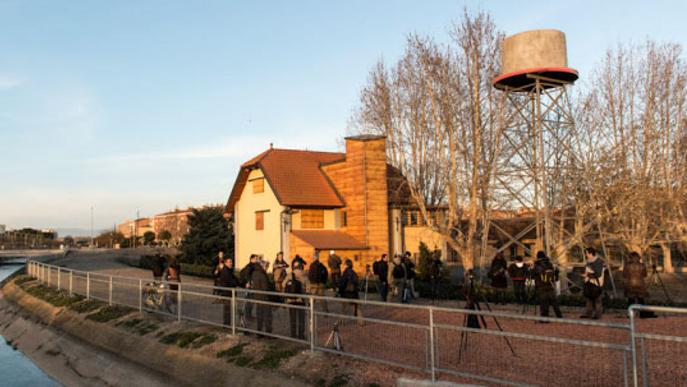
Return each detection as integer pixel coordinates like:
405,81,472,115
341,210,348,227
301,209,324,229
255,211,266,230
409,211,418,226
252,178,265,193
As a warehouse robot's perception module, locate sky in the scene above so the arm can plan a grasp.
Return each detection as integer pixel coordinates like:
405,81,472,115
1,0,686,236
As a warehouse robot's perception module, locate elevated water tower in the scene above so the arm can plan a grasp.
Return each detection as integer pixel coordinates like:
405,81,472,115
492,29,578,261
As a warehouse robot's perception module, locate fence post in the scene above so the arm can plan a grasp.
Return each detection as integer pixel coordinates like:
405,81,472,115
138,279,143,312
177,283,182,322
231,288,236,335
309,296,315,352
86,272,90,300
640,337,648,387
57,267,61,290
629,306,638,387
108,276,113,305
47,266,51,287
429,307,436,383
69,271,73,296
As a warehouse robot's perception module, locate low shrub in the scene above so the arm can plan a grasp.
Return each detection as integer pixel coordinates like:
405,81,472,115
160,331,216,349
69,299,105,314
86,305,135,322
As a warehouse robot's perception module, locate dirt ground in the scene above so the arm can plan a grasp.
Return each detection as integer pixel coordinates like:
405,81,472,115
39,249,687,386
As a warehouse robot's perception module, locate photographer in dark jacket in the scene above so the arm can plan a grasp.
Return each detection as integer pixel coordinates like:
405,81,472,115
282,262,307,339
338,259,363,326
308,253,329,312
488,253,508,304
533,251,562,319
508,256,529,305
151,252,166,282
240,254,259,319
372,254,389,302
251,260,274,335
429,251,443,302
217,256,239,326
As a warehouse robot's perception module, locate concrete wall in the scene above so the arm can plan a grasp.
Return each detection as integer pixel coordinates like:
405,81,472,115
234,168,284,269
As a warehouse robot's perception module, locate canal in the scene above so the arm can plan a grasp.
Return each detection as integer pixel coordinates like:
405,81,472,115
0,260,60,386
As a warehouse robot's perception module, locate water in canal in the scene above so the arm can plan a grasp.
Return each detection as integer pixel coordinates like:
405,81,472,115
0,261,60,386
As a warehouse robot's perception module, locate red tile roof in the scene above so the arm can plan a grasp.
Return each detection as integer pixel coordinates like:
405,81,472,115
291,230,367,250
226,148,345,211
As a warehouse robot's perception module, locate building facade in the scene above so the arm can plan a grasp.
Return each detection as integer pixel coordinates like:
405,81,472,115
226,135,445,270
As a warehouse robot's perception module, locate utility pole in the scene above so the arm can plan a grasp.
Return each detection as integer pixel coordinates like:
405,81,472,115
90,206,94,248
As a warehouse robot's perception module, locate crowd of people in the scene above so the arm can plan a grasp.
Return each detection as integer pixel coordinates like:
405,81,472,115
150,245,658,339
487,247,655,320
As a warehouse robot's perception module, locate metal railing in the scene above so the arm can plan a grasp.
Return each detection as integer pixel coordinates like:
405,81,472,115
24,261,687,386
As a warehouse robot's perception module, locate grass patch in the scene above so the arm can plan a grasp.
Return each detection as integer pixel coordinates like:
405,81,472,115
86,305,134,323
251,345,298,370
329,374,349,387
217,342,248,361
234,355,253,367
22,284,84,307
160,331,216,349
316,379,327,387
14,275,35,286
68,299,105,314
118,318,160,336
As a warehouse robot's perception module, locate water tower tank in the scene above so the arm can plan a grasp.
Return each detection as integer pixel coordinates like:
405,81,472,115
493,29,578,90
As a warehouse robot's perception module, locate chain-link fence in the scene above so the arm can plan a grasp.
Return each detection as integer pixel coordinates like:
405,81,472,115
25,261,687,386
629,305,687,387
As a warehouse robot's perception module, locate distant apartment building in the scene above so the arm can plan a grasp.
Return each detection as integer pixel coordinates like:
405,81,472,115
152,208,193,245
116,208,194,246
0,224,5,235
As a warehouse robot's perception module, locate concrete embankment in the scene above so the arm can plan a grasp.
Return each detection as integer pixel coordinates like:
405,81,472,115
0,279,308,387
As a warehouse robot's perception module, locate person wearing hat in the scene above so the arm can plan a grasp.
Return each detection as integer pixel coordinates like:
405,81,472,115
308,252,329,312
533,251,562,319
327,250,343,292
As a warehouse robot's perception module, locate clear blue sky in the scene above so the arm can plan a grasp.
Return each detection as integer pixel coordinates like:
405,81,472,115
1,0,685,236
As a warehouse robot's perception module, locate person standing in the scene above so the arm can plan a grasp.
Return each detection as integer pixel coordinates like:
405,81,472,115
338,259,363,326
508,256,529,305
308,252,329,312
272,252,289,292
151,251,166,282
488,253,508,304
403,252,418,299
213,250,225,294
429,251,444,301
533,251,562,319
581,247,606,320
372,254,390,302
392,255,409,303
291,254,306,270
165,261,181,312
251,260,274,335
282,263,307,340
328,250,342,292
217,256,238,326
240,254,258,319
623,252,654,318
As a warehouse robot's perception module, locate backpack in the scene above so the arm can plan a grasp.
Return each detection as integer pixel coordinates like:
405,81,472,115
539,265,556,288
345,272,358,293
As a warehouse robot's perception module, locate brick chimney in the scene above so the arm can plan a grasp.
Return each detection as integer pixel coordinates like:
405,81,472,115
328,135,389,265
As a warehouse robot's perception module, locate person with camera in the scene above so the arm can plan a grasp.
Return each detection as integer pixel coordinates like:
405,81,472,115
429,251,444,301
391,254,409,303
217,256,239,326
308,252,329,312
272,251,289,292
488,253,508,305
282,261,307,339
240,254,259,319
581,247,606,320
533,251,562,319
328,250,342,291
338,259,363,326
508,255,529,305
251,259,274,336
373,254,389,302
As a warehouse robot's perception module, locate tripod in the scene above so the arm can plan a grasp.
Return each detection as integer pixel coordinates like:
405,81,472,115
324,321,344,351
458,280,517,362
647,264,673,303
359,265,375,301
